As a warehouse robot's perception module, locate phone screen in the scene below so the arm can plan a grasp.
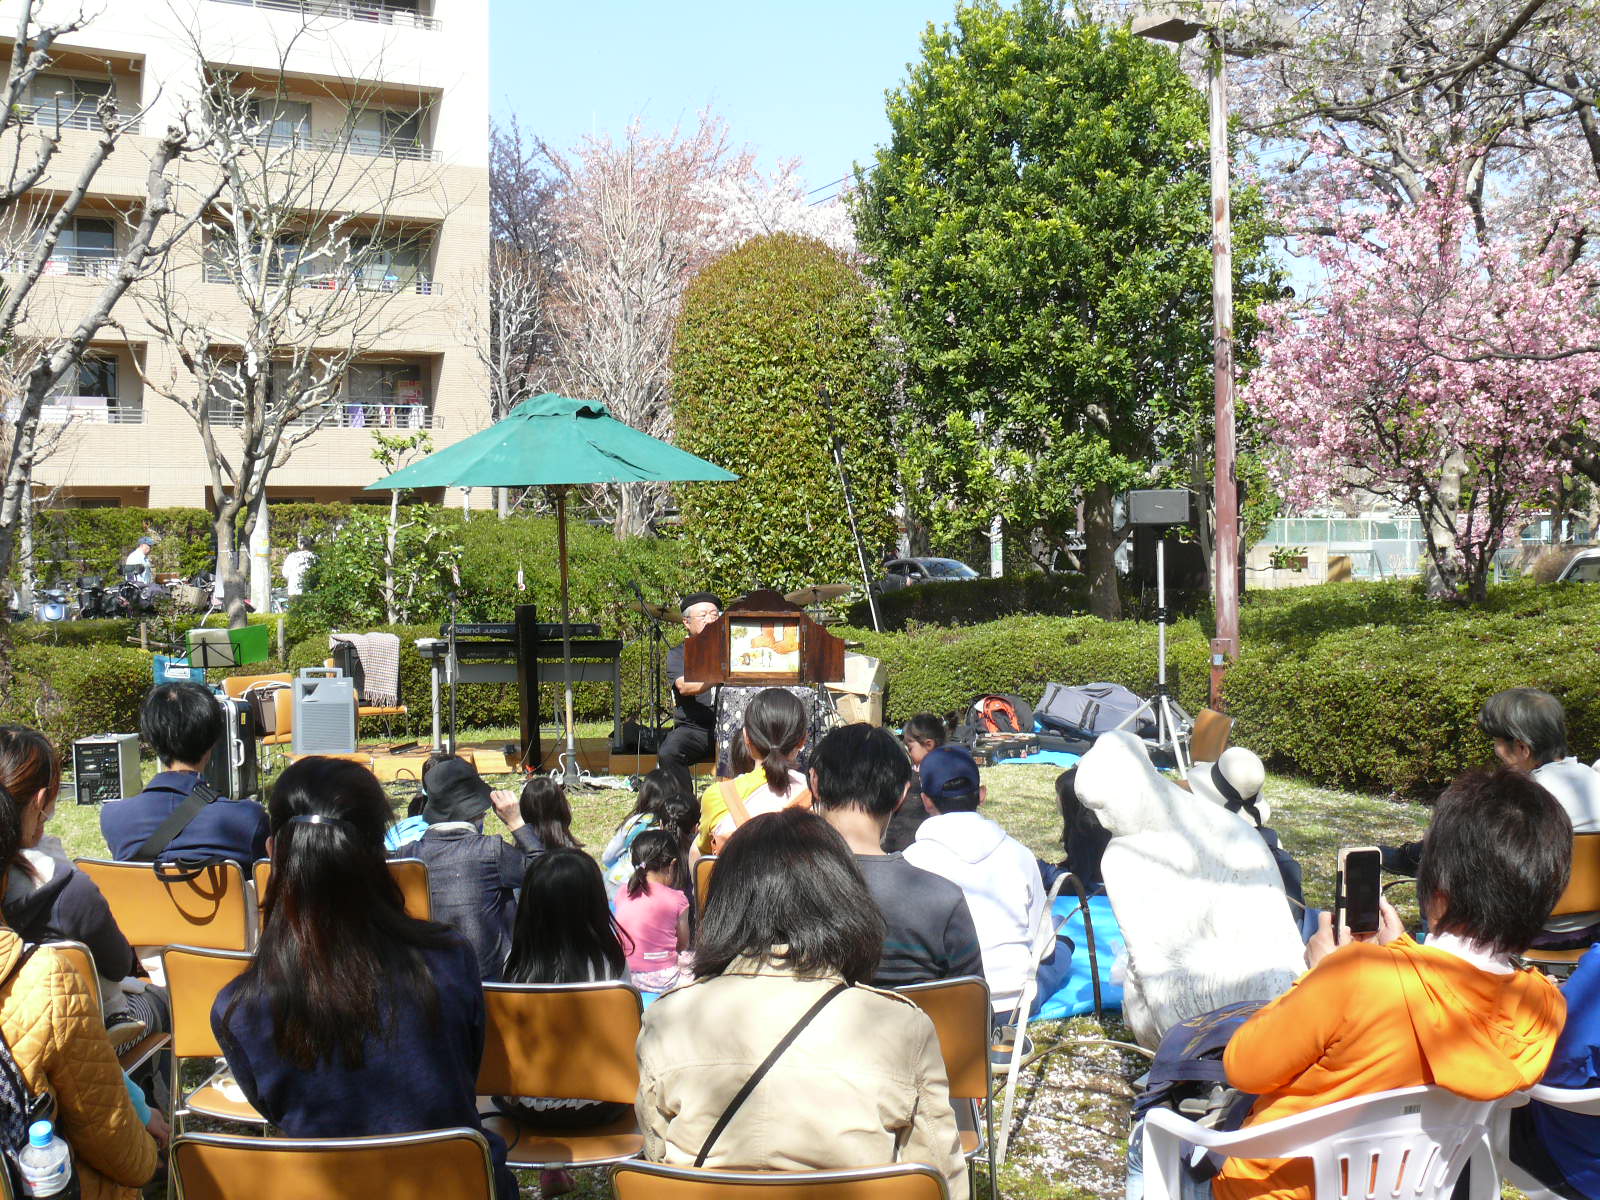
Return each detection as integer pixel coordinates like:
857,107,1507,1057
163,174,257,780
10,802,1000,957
1339,847,1382,936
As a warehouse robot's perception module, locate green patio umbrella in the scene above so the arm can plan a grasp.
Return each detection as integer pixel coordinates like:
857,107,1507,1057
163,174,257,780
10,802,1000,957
367,393,738,781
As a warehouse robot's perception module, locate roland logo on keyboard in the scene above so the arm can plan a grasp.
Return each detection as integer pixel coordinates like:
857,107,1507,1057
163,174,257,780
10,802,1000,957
443,621,603,640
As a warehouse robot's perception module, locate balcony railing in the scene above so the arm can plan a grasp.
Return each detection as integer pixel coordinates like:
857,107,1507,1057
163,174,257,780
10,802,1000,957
0,251,121,280
210,0,439,29
202,263,441,294
246,128,439,162
4,398,144,425
17,107,140,134
206,402,437,429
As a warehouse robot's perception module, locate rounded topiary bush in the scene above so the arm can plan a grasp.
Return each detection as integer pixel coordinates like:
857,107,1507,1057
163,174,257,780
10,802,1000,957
672,233,898,596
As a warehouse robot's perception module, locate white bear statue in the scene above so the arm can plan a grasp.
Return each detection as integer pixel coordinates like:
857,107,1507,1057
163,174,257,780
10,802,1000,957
1076,730,1306,1048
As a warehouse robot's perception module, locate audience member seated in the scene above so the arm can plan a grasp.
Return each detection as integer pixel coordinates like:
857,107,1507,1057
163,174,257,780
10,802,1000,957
517,776,583,851
212,756,516,1200
1506,940,1600,1199
1154,768,1570,1200
809,724,984,989
635,808,968,1199
499,848,633,1198
886,713,947,852
1,726,170,1055
698,689,811,854
1381,688,1600,944
101,682,269,868
904,745,1045,1017
1052,766,1111,890
615,830,692,992
602,766,694,899
391,756,541,980
1186,747,1306,920
0,772,161,1199
384,751,454,852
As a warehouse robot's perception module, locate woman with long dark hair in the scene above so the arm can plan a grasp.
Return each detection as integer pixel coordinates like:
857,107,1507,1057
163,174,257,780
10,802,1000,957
517,776,582,851
212,756,516,1200
698,689,811,853
635,808,967,1197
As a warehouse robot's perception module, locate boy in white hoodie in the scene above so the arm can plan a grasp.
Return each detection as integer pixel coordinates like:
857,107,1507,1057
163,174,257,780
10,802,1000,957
903,745,1045,1017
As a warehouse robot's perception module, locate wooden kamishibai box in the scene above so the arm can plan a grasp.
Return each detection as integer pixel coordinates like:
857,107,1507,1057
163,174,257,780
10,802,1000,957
683,589,845,687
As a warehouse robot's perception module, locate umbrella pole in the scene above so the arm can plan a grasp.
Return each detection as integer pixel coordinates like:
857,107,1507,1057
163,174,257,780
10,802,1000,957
556,486,578,786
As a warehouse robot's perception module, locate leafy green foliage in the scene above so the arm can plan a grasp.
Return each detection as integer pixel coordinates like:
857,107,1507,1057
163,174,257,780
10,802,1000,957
672,234,898,595
0,642,153,748
846,574,1092,630
289,508,459,635
852,0,1279,560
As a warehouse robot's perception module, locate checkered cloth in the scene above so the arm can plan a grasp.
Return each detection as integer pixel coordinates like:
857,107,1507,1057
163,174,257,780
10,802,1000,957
330,632,401,707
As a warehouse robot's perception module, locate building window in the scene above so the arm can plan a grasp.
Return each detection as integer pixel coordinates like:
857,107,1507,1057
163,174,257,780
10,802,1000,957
345,363,430,427
352,236,429,292
347,108,426,158
27,73,113,129
245,97,312,145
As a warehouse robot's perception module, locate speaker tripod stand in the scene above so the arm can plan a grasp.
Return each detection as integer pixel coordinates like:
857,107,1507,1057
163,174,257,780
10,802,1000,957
1114,527,1192,777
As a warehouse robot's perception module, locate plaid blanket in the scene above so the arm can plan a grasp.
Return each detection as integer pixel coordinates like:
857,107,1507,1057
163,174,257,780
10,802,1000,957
330,632,401,707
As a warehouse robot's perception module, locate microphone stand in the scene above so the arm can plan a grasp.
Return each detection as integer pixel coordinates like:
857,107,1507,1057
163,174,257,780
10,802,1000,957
446,591,459,756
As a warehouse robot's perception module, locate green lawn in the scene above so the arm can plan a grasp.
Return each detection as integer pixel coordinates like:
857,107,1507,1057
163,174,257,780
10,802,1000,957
50,736,1439,1199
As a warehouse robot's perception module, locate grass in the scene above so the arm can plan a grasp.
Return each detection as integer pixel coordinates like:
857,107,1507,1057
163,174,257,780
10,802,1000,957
51,739,1437,1200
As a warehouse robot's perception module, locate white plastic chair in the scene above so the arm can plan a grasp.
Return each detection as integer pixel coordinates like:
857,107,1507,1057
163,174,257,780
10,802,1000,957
1493,1084,1600,1200
992,871,1069,1167
1141,1085,1501,1200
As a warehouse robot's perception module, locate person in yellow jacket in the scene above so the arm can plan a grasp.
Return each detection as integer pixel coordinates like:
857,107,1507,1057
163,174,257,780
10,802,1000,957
698,689,811,855
1213,767,1570,1200
0,805,160,1199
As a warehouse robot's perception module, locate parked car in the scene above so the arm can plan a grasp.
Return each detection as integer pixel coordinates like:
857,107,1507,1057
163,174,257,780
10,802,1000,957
1557,548,1600,582
877,557,981,592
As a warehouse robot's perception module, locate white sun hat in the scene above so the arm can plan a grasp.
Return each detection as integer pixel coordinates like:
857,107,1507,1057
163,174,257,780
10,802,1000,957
1188,745,1270,826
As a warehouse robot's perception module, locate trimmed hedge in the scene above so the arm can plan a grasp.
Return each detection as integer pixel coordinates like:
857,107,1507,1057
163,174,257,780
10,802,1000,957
0,642,152,748
845,575,1093,631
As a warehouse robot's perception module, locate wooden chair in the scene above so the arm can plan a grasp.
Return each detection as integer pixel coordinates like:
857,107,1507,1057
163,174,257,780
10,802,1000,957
897,976,994,1200
1522,831,1600,974
75,859,257,954
611,1161,949,1200
46,940,170,1073
693,855,717,920
477,980,645,1170
252,858,431,921
161,946,265,1133
1188,708,1234,765
324,651,409,728
171,1128,497,1200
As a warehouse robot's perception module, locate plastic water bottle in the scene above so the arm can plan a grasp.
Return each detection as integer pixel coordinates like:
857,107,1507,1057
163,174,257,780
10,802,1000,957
17,1119,73,1197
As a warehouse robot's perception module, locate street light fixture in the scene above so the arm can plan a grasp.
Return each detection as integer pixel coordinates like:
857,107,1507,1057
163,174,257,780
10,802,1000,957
1132,5,1280,703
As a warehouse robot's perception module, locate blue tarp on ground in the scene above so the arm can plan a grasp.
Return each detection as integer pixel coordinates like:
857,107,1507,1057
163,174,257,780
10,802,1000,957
1032,891,1124,1021
996,750,1082,768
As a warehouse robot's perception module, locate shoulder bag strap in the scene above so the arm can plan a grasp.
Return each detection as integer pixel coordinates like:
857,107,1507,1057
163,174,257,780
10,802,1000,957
694,981,848,1167
786,788,812,811
719,779,751,829
134,778,221,862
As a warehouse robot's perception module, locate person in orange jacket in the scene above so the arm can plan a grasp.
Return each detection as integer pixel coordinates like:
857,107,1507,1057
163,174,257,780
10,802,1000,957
1211,766,1571,1200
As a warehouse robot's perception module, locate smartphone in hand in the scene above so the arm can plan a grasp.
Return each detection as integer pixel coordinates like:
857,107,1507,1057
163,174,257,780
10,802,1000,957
1335,846,1383,942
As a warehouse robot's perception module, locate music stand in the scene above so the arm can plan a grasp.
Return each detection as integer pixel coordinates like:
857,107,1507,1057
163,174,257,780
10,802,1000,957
186,628,237,671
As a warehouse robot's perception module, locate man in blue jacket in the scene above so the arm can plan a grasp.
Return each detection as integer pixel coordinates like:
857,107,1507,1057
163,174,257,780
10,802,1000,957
101,682,269,867
1509,943,1600,1199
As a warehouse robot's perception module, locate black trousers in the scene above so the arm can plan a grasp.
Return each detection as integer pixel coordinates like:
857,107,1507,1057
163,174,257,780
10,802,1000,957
657,723,714,771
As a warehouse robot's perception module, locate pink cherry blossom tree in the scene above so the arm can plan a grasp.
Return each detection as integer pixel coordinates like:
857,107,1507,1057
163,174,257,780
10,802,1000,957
1245,157,1600,601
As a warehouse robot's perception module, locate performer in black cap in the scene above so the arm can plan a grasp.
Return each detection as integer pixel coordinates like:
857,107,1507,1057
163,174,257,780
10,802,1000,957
658,591,723,771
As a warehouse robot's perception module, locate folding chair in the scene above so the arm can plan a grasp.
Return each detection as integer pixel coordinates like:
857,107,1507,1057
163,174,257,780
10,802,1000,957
693,855,718,921
46,940,169,1074
170,1127,497,1200
1522,831,1600,977
161,945,265,1135
1187,709,1233,766
1141,1085,1500,1200
897,976,994,1200
75,859,257,960
610,1161,948,1200
992,871,1070,1167
477,980,645,1170
253,858,431,921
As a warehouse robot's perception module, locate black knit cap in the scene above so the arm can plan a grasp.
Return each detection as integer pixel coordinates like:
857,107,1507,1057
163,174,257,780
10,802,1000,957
679,592,724,614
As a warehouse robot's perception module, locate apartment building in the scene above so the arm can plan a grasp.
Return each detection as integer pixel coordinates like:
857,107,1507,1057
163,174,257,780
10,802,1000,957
1,0,489,508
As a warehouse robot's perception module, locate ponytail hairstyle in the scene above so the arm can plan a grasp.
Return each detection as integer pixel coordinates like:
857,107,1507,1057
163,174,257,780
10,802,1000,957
518,776,582,850
627,828,684,900
616,766,687,831
902,713,948,749
657,789,701,854
505,849,629,983
0,726,60,880
742,688,808,795
226,756,455,1071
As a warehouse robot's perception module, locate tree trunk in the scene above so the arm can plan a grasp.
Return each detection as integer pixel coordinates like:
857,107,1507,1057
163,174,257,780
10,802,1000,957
385,490,400,624
615,484,648,541
17,449,35,614
248,491,271,614
215,502,250,630
1084,482,1122,620
1422,452,1465,599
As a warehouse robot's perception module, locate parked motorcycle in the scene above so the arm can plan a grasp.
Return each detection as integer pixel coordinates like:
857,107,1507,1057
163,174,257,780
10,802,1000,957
35,583,70,622
76,576,115,620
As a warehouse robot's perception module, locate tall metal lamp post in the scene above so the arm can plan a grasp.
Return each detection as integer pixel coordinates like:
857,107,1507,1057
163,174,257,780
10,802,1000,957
1132,8,1256,702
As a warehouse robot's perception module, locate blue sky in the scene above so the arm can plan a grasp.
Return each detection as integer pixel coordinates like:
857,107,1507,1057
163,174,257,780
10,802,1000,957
490,1,965,198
